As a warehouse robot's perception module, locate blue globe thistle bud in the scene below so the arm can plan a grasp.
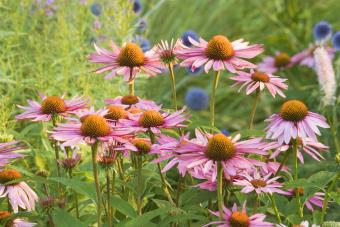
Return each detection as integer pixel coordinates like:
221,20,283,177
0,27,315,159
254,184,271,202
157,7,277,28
186,66,203,76
137,18,147,33
133,0,142,14
181,30,199,47
91,3,102,16
332,31,340,51
185,87,209,111
313,21,332,41
221,128,230,136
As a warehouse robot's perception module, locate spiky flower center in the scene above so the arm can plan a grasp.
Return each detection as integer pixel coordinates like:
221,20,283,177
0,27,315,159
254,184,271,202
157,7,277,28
121,95,139,105
295,187,304,196
80,115,111,137
117,43,145,68
139,110,165,128
0,211,11,220
229,211,250,227
205,134,235,161
279,100,308,122
133,139,151,154
41,96,66,114
250,179,267,188
0,169,21,185
98,153,116,166
274,52,291,68
160,49,176,64
105,105,127,121
251,72,270,83
128,108,143,114
205,35,234,60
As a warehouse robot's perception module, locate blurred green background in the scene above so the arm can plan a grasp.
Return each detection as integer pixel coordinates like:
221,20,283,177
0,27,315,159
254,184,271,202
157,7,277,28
0,0,339,222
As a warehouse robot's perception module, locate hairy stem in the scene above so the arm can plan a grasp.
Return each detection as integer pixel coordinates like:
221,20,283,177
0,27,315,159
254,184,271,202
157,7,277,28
91,141,102,227
217,161,224,220
168,63,178,110
210,70,221,130
248,89,260,129
269,194,281,224
293,139,303,218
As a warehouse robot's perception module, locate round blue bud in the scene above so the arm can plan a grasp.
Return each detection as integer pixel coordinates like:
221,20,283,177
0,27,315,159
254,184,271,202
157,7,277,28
221,128,230,136
186,66,203,76
185,87,209,111
181,30,199,47
133,0,142,14
91,3,101,16
140,39,150,52
137,19,147,33
313,21,332,41
332,31,340,50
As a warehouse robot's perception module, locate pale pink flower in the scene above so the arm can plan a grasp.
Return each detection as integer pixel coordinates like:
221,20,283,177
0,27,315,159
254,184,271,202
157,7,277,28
277,221,319,227
258,52,298,73
172,130,266,181
120,108,189,134
287,188,324,211
230,69,288,98
292,44,334,68
260,161,290,175
0,141,25,169
233,172,288,195
88,41,164,81
105,95,160,111
265,100,329,145
51,108,134,146
153,39,182,65
204,202,273,227
13,218,36,227
16,95,88,122
176,35,263,73
267,138,328,163
0,169,38,213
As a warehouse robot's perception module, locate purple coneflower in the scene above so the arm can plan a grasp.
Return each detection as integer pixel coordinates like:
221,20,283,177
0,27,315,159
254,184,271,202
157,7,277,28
105,95,160,111
176,35,263,73
291,44,334,68
16,95,87,122
0,141,25,169
0,211,36,226
287,188,324,211
258,52,297,73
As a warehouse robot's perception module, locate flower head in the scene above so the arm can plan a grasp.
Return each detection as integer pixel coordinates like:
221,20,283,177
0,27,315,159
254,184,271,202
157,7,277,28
230,69,288,98
154,39,181,65
291,44,335,68
0,169,38,213
332,31,340,50
171,130,266,180
58,150,81,170
266,100,329,145
0,211,36,227
0,141,25,170
88,41,164,82
204,202,273,227
121,108,189,134
313,21,332,41
90,3,101,16
16,95,87,122
51,108,134,146
133,0,142,14
258,52,297,73
233,172,288,195
181,30,199,47
185,87,209,111
105,95,160,111
176,35,263,73
287,188,324,211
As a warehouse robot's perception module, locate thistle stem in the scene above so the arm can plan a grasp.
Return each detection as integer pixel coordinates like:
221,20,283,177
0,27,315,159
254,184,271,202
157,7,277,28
210,70,221,130
320,171,340,224
91,141,102,227
293,139,303,218
248,89,260,129
217,161,224,220
168,63,178,110
105,168,112,227
269,194,281,224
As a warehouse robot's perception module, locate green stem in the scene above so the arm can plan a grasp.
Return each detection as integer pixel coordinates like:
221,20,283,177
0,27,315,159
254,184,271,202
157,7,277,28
217,161,223,220
111,168,115,218
168,63,178,110
91,142,102,227
68,169,79,219
269,194,281,224
175,174,184,207
105,168,112,227
293,139,303,218
129,68,135,96
149,130,175,205
320,171,340,224
274,149,290,176
136,155,143,215
210,70,221,130
248,89,260,129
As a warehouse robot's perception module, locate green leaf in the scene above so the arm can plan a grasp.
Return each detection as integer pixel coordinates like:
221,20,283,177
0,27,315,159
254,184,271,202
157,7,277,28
49,177,96,202
159,213,206,226
284,179,311,188
52,208,84,227
111,196,137,218
330,192,340,205
231,129,265,138
308,171,335,188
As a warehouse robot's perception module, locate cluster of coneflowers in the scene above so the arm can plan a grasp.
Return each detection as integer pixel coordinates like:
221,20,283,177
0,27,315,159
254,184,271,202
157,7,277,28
7,25,336,227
